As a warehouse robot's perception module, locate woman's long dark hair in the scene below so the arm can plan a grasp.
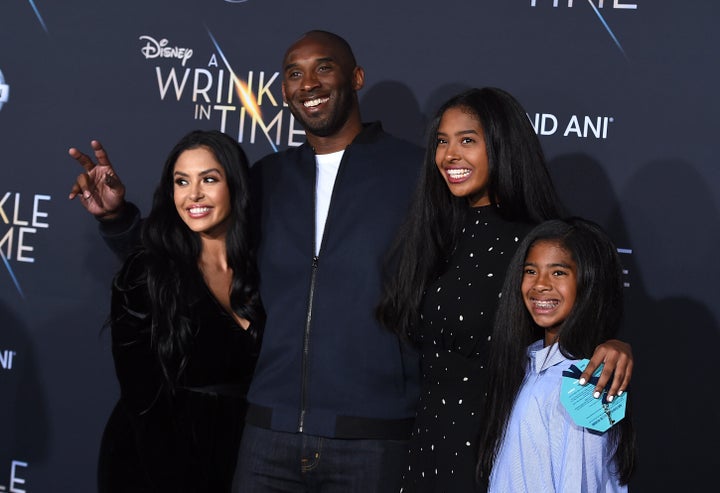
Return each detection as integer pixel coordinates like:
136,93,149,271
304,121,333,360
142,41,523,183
132,130,262,388
376,87,565,338
476,218,636,486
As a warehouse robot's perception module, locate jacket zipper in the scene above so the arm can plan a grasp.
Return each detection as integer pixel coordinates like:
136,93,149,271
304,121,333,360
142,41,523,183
298,146,348,433
298,254,319,433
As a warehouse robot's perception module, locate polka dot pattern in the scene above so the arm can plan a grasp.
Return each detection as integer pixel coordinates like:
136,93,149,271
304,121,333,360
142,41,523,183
400,206,531,492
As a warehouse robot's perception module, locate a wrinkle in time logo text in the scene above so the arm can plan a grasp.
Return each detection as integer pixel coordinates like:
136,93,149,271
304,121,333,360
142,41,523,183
0,460,28,493
531,0,638,59
531,0,637,7
139,34,304,153
0,193,51,298
0,194,50,263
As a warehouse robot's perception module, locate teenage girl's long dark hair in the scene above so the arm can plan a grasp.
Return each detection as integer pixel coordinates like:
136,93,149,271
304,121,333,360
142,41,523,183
376,87,565,339
476,218,636,485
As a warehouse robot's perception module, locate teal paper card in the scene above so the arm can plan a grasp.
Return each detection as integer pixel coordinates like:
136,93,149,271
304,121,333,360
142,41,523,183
560,359,627,432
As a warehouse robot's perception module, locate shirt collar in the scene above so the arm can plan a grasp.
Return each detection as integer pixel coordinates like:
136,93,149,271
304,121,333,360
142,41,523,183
528,340,568,373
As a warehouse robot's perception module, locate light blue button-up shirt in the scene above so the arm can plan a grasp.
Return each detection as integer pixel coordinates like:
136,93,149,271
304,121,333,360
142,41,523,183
488,340,627,493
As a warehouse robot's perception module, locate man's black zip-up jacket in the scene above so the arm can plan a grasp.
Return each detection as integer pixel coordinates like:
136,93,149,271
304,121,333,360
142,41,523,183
245,122,423,439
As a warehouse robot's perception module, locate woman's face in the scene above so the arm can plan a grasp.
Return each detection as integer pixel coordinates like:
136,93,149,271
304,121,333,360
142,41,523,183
172,146,232,238
435,106,491,207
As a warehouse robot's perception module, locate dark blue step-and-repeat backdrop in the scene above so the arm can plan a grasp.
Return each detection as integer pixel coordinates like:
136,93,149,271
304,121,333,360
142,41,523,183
1,1,718,491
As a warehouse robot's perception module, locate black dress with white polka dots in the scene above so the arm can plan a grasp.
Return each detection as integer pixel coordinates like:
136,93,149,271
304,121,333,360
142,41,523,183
400,206,531,493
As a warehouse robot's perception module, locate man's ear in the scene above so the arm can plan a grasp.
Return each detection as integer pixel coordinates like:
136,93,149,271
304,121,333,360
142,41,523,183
352,66,365,91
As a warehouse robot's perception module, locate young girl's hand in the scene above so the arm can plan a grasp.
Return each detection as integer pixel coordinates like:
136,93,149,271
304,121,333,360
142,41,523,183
580,339,633,400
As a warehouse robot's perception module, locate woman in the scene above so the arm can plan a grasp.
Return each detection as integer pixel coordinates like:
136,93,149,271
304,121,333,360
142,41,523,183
98,130,263,492
377,88,632,492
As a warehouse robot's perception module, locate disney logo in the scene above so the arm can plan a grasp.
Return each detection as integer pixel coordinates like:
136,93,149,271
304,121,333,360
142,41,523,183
139,35,194,66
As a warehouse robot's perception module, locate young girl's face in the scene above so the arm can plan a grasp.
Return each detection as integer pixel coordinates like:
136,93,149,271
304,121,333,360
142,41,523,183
522,240,577,342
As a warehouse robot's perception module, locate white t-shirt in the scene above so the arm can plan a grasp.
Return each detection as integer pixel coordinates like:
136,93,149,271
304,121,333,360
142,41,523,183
314,150,344,256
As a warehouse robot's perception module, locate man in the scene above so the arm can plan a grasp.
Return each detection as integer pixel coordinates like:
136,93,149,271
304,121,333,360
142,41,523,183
70,31,425,492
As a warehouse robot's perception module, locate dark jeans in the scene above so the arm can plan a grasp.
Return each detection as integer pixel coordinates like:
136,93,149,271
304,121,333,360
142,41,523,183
232,424,408,492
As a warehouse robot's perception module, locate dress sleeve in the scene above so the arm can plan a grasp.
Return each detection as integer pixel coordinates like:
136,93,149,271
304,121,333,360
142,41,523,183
109,252,196,492
110,252,161,411
99,201,143,261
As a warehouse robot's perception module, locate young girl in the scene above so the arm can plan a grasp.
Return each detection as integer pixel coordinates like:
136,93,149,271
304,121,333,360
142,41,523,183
477,218,636,492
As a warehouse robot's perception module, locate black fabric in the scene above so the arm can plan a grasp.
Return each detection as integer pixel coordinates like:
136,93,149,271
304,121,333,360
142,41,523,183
246,123,425,438
401,206,532,493
98,202,143,261
99,251,261,493
245,404,415,440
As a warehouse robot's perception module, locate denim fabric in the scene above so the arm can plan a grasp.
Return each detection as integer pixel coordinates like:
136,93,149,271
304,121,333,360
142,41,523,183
233,424,407,492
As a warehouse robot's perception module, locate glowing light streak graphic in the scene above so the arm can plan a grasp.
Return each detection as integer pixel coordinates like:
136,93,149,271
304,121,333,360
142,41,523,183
27,0,48,33
206,29,278,152
586,0,628,60
0,250,25,299
616,248,633,254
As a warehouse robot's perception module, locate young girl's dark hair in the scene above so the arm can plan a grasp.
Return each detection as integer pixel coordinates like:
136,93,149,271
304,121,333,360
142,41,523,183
114,130,263,388
477,217,635,485
376,87,565,339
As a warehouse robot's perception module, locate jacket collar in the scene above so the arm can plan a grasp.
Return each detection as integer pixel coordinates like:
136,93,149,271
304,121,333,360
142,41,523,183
300,121,385,155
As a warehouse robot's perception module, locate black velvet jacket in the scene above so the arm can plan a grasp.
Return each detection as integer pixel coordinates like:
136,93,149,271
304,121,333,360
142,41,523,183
98,251,261,493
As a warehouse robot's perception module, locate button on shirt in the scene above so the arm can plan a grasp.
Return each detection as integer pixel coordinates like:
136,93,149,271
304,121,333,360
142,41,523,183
488,341,626,493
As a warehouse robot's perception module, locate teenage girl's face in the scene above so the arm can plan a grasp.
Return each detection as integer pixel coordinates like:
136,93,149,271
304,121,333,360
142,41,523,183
521,240,577,344
173,147,232,239
435,106,491,207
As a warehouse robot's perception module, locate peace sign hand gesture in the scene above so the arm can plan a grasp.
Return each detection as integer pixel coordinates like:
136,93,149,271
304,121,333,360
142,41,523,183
68,140,126,220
